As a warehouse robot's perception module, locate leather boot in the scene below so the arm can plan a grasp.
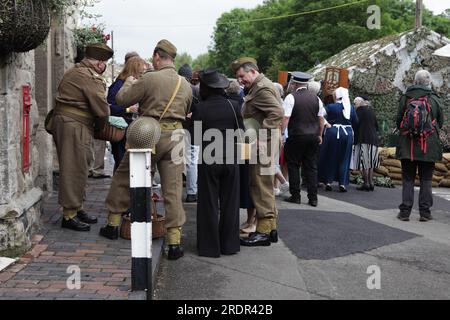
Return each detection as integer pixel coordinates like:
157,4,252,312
77,210,98,224
168,245,184,260
61,217,90,232
99,225,119,240
240,232,271,246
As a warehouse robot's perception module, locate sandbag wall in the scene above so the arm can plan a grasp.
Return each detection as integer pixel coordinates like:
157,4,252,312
373,148,450,187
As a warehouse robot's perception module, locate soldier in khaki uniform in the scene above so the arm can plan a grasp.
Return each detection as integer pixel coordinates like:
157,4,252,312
101,40,192,261
231,57,284,246
52,43,113,231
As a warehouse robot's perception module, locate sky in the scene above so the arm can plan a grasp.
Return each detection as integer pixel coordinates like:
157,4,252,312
84,0,449,64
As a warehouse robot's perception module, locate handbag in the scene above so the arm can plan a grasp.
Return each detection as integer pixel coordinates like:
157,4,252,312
44,109,54,135
226,99,254,161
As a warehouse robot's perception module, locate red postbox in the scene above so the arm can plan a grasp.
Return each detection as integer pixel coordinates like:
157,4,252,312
22,85,31,172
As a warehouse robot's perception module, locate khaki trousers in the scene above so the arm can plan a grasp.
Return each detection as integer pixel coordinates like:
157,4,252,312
53,115,93,211
105,130,186,229
249,136,279,233
90,139,106,176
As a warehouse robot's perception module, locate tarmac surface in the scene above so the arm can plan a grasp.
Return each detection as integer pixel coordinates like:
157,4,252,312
154,184,450,300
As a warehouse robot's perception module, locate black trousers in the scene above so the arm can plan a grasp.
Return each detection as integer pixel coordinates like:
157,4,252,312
197,163,240,257
399,160,435,217
111,137,126,173
285,135,320,201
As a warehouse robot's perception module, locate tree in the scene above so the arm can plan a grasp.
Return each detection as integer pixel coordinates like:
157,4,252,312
174,52,193,71
192,53,211,71
209,0,450,80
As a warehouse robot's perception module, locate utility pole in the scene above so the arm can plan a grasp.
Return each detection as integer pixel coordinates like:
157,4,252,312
415,0,423,29
111,30,115,82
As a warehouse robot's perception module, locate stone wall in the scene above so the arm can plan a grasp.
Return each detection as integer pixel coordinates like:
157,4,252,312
0,52,43,257
0,13,77,257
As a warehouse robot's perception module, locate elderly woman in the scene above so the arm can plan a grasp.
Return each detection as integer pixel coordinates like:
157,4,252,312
352,97,380,191
318,87,358,192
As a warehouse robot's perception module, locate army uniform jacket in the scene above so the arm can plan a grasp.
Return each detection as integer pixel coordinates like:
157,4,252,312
55,61,110,126
242,74,284,130
116,65,193,122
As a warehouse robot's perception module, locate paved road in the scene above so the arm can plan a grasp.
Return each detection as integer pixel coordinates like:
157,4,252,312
155,184,450,300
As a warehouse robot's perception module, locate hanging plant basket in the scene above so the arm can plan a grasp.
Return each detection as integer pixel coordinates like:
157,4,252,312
0,0,51,55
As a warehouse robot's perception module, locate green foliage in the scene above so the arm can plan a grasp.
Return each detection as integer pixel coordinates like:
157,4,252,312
209,0,450,79
192,53,211,71
73,24,109,52
350,173,395,188
174,52,193,71
47,0,101,19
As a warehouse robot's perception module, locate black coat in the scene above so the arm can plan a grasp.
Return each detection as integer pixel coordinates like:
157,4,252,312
192,94,244,163
354,105,379,146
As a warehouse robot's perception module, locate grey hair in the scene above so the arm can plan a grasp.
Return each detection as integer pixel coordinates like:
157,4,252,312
241,62,259,73
226,80,241,95
414,69,432,86
273,82,284,98
307,81,321,95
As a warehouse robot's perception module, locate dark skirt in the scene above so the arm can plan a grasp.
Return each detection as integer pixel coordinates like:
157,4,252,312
318,126,354,186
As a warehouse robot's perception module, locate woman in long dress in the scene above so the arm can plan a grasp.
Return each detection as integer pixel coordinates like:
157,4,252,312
318,88,358,192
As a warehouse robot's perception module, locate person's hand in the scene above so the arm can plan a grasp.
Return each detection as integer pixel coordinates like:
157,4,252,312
318,136,323,145
325,122,332,129
186,112,192,119
128,104,138,113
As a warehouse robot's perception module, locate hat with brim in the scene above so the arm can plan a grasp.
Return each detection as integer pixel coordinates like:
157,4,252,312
230,57,258,74
290,71,313,84
199,69,230,89
85,43,114,61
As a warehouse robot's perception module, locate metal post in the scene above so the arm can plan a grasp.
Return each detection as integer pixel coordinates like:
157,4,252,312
129,149,152,300
111,30,115,82
415,0,423,29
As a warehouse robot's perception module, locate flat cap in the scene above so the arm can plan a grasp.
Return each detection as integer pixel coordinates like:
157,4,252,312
155,39,177,59
85,43,114,61
230,57,258,74
290,71,313,84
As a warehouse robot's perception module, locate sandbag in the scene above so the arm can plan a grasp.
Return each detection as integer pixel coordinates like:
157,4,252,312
389,172,403,181
386,166,402,174
374,166,389,176
373,172,385,178
439,179,450,187
379,148,390,159
434,170,446,177
387,147,396,158
442,153,450,163
392,179,403,186
382,159,401,168
433,175,444,183
435,163,448,173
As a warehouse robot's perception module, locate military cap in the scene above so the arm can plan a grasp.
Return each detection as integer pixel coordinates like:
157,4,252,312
230,57,258,74
290,71,314,84
155,39,177,59
85,43,114,61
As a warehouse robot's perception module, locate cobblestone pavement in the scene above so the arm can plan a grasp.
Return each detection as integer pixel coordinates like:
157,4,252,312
0,176,135,300
0,150,166,300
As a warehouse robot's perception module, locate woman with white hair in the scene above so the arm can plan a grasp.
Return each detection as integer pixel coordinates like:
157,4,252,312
352,97,380,191
318,87,359,192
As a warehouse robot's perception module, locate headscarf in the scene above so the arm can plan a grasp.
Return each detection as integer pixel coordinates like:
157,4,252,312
335,87,351,120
